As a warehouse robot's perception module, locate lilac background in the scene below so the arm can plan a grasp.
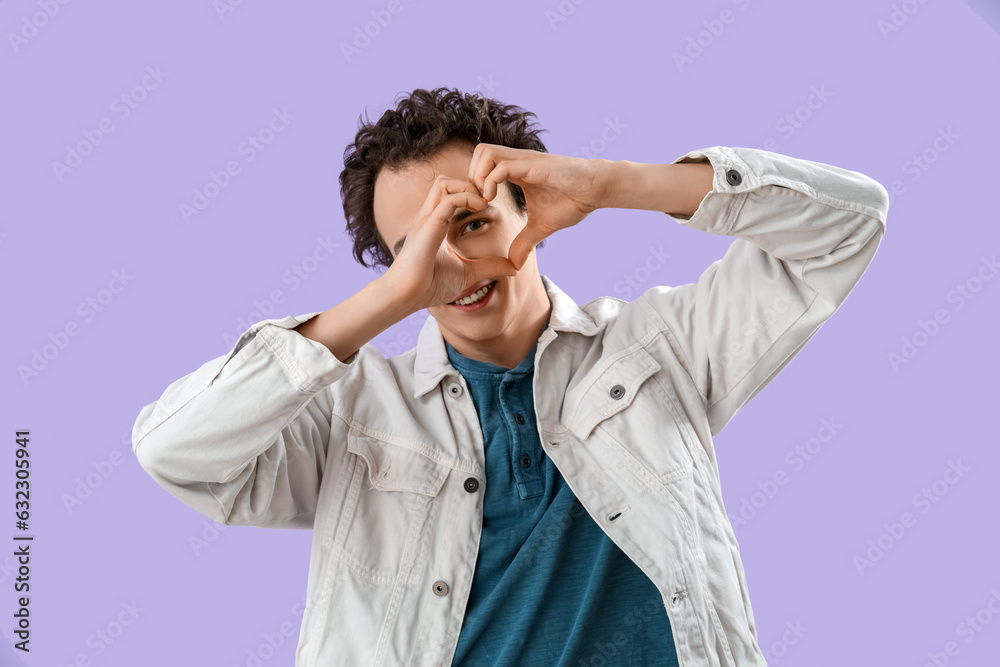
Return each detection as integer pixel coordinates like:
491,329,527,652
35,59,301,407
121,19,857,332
2,0,999,665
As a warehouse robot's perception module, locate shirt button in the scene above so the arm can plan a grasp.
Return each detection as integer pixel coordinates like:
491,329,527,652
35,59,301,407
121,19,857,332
432,580,450,596
448,384,463,398
463,477,480,493
726,168,742,186
609,384,625,400
514,413,525,425
503,380,515,390
521,454,531,468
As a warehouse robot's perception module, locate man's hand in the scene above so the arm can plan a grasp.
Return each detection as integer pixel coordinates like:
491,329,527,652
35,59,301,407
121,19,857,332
467,143,618,271
381,175,518,311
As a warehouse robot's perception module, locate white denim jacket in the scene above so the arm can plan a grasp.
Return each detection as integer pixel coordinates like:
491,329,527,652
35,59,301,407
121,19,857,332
132,145,889,666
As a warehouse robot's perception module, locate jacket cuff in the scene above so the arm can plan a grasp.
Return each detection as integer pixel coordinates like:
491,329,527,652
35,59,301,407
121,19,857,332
666,145,890,234
664,146,758,234
230,312,360,394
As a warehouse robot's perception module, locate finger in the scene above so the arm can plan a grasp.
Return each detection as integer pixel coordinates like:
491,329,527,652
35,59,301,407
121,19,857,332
435,190,487,230
482,162,509,203
484,158,538,203
507,226,546,272
466,255,519,280
467,143,490,195
449,246,517,274
414,184,486,241
469,144,521,198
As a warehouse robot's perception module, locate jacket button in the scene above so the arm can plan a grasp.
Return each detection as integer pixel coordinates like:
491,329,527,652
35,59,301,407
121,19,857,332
609,384,625,400
521,454,531,468
463,477,479,493
448,384,463,398
514,413,525,425
726,168,742,186
503,380,515,390
432,580,450,596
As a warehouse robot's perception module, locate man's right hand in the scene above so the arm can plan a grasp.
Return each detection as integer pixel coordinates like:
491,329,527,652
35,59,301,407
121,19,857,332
381,175,519,311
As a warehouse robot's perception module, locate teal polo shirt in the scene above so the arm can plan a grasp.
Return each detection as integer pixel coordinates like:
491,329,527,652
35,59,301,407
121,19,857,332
445,306,679,667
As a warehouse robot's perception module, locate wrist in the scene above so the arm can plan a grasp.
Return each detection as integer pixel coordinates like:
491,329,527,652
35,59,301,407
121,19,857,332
600,159,640,210
373,273,424,319
604,160,715,216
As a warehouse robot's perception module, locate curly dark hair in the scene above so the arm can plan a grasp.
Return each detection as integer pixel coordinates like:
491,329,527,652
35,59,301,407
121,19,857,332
340,87,550,271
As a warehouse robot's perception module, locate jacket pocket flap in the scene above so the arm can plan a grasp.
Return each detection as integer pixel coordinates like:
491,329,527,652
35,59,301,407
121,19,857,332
347,430,450,496
567,346,662,440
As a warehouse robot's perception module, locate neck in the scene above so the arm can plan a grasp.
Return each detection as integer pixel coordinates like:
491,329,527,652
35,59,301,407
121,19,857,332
444,287,552,370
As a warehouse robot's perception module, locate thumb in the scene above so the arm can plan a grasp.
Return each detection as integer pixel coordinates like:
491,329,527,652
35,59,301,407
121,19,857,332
470,255,518,280
507,228,542,272
449,248,516,277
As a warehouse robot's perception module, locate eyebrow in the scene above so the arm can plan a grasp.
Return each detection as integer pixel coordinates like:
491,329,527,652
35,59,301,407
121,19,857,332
392,204,494,256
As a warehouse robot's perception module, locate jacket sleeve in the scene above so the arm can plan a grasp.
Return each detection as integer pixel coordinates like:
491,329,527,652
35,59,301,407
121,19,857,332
131,313,358,528
640,146,889,436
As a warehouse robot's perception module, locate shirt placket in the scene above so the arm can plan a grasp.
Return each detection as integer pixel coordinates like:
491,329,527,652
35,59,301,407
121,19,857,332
500,372,544,499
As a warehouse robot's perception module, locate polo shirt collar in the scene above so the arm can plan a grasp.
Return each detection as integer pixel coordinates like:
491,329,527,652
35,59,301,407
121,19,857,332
412,274,602,399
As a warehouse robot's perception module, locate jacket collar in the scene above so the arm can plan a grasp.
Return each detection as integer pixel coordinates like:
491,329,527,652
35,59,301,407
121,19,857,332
413,274,602,399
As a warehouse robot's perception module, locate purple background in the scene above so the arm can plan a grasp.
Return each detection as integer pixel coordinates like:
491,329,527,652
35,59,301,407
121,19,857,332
3,0,999,665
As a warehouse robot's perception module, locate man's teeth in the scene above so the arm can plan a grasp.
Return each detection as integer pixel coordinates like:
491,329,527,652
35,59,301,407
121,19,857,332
455,282,494,305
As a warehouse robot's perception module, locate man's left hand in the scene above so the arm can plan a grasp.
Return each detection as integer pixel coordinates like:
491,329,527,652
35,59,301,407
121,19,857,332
467,143,618,271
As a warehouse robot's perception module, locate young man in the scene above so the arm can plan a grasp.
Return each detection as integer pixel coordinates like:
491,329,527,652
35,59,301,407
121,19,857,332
132,87,889,666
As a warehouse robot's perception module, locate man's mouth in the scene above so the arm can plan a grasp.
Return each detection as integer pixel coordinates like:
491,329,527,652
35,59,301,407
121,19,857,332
449,280,497,306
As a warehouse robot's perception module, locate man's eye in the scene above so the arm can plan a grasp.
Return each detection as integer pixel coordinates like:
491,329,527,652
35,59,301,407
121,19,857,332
463,219,487,233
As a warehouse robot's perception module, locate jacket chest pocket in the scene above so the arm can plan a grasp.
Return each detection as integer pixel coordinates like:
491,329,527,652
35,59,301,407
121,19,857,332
566,346,694,491
330,429,451,586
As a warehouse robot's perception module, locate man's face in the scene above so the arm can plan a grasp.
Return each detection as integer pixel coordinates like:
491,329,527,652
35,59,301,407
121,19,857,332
372,140,545,350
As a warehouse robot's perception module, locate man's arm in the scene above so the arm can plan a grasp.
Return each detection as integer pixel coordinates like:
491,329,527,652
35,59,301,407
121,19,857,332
604,146,889,435
132,162,506,527
602,160,716,218
131,276,415,528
